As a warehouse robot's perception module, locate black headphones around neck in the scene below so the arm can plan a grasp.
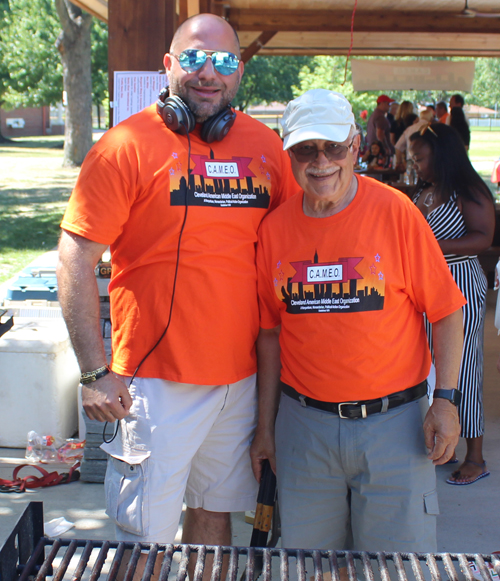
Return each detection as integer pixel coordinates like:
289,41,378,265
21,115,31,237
156,87,236,143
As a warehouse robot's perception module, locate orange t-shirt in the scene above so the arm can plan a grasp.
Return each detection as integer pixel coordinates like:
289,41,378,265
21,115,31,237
61,105,299,384
257,176,466,402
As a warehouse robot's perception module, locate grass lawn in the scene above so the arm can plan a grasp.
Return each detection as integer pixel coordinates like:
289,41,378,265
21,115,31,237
469,127,500,196
0,127,499,287
0,136,80,285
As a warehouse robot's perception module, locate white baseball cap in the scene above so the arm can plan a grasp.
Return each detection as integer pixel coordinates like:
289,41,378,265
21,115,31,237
280,89,356,150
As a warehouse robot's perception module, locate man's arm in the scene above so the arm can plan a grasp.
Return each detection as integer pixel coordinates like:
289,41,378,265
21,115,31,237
250,326,281,482
375,127,385,142
423,308,463,465
57,229,132,422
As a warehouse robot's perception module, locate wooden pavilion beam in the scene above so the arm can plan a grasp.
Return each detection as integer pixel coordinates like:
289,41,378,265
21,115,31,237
108,0,177,125
70,0,108,22
229,9,500,34
179,0,201,24
254,47,500,57
241,31,277,62
237,29,500,58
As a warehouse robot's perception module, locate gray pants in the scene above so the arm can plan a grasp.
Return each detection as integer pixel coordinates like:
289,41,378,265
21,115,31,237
275,393,438,553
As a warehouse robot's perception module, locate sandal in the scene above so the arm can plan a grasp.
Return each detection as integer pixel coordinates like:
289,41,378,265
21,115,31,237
446,460,490,486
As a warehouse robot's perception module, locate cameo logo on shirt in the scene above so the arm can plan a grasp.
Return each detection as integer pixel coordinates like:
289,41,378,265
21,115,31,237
169,149,272,209
204,161,239,178
276,251,385,314
306,263,343,283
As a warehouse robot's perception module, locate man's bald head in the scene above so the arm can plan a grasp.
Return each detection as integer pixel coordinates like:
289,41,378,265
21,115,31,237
170,14,241,58
164,13,244,123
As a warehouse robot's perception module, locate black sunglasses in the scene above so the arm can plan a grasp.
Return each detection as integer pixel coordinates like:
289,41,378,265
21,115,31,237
290,140,355,163
173,49,240,76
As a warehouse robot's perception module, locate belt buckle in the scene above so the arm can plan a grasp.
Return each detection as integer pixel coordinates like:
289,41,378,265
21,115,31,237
338,401,361,419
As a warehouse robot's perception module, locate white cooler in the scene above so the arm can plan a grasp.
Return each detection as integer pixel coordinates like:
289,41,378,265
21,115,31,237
0,317,80,447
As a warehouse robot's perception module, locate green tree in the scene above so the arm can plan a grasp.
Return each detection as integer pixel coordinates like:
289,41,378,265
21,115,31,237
91,18,108,128
233,55,314,111
294,55,498,127
0,0,108,159
470,58,500,111
0,0,11,141
295,56,376,123
295,56,460,126
55,0,93,166
0,0,63,109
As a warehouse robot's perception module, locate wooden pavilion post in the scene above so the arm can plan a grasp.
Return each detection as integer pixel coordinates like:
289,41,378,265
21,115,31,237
107,0,177,126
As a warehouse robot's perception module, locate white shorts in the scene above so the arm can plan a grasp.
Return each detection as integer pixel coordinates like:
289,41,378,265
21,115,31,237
101,374,258,542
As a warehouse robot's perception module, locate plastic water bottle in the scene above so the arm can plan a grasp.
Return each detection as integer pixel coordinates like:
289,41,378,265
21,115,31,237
26,431,57,463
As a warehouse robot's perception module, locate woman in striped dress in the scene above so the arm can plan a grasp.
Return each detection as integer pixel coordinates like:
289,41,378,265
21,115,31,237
409,123,495,485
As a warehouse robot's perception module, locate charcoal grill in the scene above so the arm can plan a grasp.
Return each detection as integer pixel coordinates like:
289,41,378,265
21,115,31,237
1,502,499,581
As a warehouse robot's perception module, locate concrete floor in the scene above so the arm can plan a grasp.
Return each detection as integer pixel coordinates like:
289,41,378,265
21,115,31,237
0,292,499,557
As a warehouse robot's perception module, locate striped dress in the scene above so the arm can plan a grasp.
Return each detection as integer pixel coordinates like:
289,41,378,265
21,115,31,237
414,191,486,438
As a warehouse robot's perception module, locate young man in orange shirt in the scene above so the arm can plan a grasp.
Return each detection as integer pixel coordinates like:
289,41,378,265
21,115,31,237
251,89,465,553
57,13,298,549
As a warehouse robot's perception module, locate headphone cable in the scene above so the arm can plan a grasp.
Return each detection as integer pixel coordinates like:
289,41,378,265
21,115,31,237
103,124,192,444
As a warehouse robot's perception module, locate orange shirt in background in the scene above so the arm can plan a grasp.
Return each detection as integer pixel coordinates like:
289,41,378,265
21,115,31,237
62,105,299,385
257,176,466,402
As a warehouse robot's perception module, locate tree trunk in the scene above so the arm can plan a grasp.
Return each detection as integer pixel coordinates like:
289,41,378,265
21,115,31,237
55,0,93,167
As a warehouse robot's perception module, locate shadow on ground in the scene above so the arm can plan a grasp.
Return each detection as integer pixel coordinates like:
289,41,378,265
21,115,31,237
0,138,64,149
0,187,70,252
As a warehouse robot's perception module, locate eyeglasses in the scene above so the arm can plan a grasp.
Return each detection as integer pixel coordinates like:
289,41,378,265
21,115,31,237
289,140,355,163
172,49,240,76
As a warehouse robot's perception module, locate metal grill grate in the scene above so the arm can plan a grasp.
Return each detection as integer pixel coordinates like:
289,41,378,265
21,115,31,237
2,503,500,581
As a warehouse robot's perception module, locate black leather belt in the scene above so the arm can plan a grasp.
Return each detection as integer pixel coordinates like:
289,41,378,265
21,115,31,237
281,380,427,419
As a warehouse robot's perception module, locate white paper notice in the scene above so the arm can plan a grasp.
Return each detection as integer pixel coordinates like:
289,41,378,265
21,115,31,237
113,71,168,126
351,60,475,92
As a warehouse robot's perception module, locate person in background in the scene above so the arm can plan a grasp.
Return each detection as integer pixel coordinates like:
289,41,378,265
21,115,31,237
404,112,419,128
436,101,449,124
450,106,471,151
425,104,437,121
447,94,468,125
56,12,299,563
395,109,434,168
410,123,495,486
450,93,465,111
366,94,395,158
252,88,464,555
390,100,414,146
387,100,399,126
362,140,387,168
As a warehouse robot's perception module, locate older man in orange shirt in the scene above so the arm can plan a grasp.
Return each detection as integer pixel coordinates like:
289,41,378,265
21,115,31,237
252,89,465,554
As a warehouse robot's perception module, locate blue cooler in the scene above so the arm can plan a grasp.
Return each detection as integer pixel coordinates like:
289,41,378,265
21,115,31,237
6,266,58,301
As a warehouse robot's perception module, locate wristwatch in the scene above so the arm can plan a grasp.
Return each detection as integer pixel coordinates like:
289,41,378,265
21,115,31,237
433,388,462,406
80,365,110,385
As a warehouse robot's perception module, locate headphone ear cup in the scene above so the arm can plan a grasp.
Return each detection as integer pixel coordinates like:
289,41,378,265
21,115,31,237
201,107,237,143
157,94,196,134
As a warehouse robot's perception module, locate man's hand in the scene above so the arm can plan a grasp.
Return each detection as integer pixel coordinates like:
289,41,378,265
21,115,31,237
423,398,460,465
82,373,132,422
250,427,276,483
